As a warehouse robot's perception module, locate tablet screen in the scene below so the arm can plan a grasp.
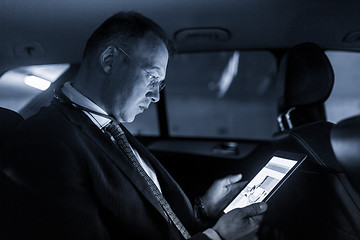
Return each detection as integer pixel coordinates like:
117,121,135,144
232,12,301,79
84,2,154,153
223,152,305,213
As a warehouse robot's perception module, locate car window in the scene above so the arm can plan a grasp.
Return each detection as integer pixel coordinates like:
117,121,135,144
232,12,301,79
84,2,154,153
126,50,278,140
0,52,279,140
325,50,360,123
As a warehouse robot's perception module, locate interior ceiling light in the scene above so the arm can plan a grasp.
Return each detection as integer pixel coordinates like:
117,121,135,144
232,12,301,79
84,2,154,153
24,75,51,91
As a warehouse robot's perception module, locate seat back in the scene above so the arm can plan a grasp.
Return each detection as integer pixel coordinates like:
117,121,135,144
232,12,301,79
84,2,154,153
257,120,360,240
277,43,334,132
266,117,360,239
330,115,360,235
331,115,360,191
0,107,24,146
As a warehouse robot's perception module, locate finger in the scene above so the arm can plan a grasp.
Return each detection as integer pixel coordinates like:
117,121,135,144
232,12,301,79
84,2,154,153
241,202,268,217
225,181,248,200
224,173,243,185
249,214,264,225
230,180,248,191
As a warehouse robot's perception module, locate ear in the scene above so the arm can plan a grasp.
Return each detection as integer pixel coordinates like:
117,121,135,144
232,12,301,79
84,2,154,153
100,46,116,74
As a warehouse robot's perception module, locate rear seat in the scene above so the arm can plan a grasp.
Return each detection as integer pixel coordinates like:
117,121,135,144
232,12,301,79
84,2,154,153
256,42,359,239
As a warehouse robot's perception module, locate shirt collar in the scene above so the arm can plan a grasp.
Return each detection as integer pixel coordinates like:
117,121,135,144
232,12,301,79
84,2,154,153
61,82,111,128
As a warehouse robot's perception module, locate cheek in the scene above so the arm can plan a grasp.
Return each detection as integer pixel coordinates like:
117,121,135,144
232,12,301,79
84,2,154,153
127,79,149,101
115,87,143,119
108,72,149,120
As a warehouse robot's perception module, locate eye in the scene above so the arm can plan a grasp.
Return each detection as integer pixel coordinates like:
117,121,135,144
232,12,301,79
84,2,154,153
149,75,159,81
148,78,166,91
147,73,160,83
148,78,158,87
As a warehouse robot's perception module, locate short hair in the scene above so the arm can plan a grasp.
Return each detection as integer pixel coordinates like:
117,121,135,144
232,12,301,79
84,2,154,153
83,11,175,59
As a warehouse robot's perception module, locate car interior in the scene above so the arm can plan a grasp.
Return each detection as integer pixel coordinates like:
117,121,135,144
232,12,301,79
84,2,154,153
1,0,360,239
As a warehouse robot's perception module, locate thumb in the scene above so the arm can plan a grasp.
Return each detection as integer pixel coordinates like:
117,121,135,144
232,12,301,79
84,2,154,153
241,202,268,217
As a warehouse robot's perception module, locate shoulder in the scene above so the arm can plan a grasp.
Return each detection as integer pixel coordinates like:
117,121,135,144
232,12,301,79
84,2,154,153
18,102,95,143
4,103,89,160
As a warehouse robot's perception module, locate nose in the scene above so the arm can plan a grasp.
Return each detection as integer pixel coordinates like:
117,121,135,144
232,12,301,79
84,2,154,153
146,88,160,103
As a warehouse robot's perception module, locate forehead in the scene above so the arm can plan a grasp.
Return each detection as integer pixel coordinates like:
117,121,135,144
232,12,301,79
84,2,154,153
131,32,169,70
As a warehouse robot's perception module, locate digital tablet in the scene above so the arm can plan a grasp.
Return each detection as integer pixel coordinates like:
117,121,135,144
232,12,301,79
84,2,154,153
223,151,306,213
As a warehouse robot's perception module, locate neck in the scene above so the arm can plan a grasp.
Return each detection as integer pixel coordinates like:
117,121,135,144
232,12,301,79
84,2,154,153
71,66,105,109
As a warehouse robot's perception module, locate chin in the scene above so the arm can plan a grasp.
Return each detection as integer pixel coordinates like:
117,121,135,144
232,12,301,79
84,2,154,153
129,115,138,123
120,115,136,123
118,110,138,123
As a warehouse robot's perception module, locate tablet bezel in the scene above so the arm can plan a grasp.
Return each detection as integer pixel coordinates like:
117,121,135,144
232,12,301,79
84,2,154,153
223,150,307,213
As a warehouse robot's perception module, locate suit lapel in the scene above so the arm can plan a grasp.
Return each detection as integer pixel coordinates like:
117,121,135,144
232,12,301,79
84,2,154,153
123,125,190,203
52,101,168,221
122,125,196,230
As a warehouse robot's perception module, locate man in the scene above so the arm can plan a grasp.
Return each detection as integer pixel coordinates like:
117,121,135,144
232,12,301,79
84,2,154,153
0,11,267,240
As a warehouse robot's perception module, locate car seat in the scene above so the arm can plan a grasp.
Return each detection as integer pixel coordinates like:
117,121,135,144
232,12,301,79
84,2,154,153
256,43,358,239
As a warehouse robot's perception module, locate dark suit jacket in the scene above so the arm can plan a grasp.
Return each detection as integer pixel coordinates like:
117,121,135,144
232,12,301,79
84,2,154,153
0,99,210,240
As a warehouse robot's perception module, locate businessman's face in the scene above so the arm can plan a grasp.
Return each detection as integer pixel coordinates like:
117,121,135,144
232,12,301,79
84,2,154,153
104,32,168,123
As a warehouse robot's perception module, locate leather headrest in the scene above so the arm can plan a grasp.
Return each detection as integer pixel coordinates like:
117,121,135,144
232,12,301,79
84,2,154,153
0,107,24,134
331,115,360,191
278,42,334,112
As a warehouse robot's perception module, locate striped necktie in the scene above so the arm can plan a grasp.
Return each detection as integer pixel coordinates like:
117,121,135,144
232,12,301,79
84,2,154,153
104,121,191,239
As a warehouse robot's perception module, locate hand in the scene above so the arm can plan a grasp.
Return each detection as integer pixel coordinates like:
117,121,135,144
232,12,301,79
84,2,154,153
202,174,247,218
212,202,267,240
